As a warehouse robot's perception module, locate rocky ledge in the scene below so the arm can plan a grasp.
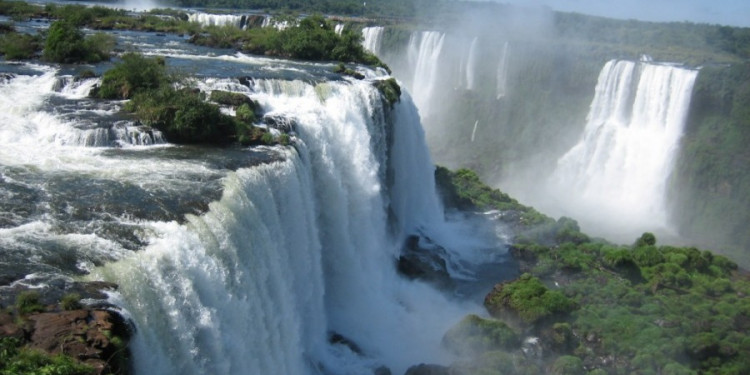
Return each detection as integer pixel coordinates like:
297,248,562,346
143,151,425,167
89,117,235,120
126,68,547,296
0,281,131,375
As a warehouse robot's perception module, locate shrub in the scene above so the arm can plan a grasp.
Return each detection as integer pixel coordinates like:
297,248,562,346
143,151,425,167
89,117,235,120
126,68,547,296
485,273,575,324
61,293,82,311
443,314,519,355
550,355,585,375
15,290,44,315
95,53,168,99
127,86,236,144
0,32,40,60
373,78,401,106
43,20,113,63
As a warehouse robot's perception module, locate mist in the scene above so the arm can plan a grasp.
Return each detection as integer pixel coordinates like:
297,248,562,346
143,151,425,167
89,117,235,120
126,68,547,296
493,0,750,27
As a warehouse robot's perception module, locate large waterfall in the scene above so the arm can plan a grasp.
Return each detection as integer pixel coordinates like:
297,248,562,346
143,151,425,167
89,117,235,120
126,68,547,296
83,77,482,374
550,60,698,238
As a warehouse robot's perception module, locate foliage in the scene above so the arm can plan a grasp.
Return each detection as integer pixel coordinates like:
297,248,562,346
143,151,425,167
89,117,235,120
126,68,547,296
373,78,401,106
43,20,113,63
60,293,82,311
443,314,519,355
0,338,94,375
0,31,41,60
15,290,44,315
126,86,237,145
95,53,169,100
484,273,575,324
438,167,750,374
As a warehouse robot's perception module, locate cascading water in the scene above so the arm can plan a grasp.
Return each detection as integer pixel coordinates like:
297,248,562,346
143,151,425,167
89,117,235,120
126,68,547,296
85,76,486,375
549,59,698,238
496,41,510,99
188,13,244,28
361,26,384,55
406,31,445,120
465,37,479,91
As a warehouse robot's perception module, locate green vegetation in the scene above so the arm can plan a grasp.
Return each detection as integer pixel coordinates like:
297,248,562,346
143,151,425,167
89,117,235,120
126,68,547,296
435,167,550,226
0,31,41,60
671,62,750,268
43,20,114,63
373,78,401,106
485,273,575,325
60,293,82,311
15,290,44,315
0,338,94,375
93,53,285,146
191,14,387,68
436,167,750,374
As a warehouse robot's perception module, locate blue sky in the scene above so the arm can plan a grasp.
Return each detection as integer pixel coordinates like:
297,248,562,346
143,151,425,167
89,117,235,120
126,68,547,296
499,0,750,27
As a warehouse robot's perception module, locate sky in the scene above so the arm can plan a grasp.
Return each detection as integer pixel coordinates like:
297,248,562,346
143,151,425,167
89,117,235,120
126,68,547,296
498,0,750,27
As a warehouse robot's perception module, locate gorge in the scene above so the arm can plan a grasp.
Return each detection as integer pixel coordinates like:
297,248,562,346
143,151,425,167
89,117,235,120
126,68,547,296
1,1,749,375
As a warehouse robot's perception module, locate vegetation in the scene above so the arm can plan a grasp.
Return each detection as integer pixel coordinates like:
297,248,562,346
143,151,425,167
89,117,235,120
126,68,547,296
0,338,94,375
15,291,44,315
373,78,401,106
190,14,387,68
0,31,41,60
43,20,114,63
60,293,82,311
93,53,286,146
436,167,750,374
671,62,750,268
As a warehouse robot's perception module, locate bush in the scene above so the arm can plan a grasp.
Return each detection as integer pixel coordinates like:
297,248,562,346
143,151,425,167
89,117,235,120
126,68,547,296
43,20,113,63
95,53,168,99
0,32,41,60
485,273,575,324
15,290,44,315
443,314,519,355
61,293,82,311
550,355,585,375
127,86,236,145
374,78,401,106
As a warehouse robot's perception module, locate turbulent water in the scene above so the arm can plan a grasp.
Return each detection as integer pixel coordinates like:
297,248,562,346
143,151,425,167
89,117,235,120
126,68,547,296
0,18,512,375
549,60,699,239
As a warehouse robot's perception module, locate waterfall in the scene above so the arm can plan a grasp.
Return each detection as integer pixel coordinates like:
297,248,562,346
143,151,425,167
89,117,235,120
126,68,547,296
406,31,445,120
362,26,384,55
188,13,244,28
335,24,345,35
551,60,698,236
92,78,472,375
465,37,479,91
496,42,510,99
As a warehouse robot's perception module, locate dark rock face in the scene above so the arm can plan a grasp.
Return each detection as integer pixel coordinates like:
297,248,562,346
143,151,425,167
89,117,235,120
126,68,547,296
397,235,451,289
403,363,452,375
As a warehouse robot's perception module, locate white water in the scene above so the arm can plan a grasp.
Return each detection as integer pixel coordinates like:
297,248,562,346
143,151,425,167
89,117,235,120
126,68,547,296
361,26,384,55
86,77,480,375
406,31,446,120
188,13,244,28
335,24,345,35
465,37,479,91
549,60,698,239
496,42,510,99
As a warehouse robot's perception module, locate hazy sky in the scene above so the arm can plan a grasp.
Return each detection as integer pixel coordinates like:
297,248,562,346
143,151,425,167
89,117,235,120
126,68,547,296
499,0,750,27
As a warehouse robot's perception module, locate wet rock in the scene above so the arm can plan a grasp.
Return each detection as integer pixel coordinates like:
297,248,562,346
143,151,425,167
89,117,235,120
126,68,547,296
397,235,451,289
404,363,451,375
263,114,297,133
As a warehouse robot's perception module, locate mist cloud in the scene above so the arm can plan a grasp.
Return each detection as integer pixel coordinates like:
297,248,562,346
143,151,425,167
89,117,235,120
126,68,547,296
491,0,750,27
